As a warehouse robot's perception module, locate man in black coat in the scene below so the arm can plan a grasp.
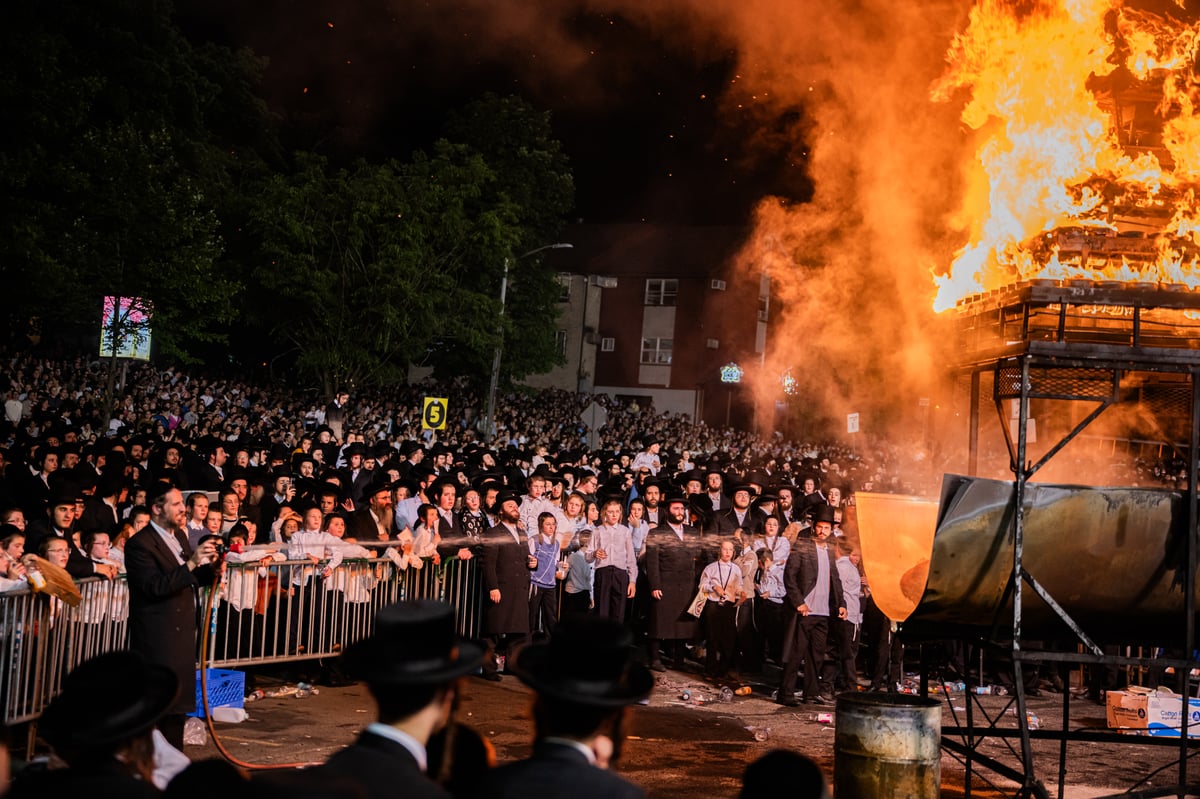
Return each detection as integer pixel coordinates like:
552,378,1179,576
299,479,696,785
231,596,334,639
777,505,846,707
124,484,219,748
484,615,653,799
705,483,761,544
348,473,402,541
644,492,705,672
480,490,530,677
297,600,485,799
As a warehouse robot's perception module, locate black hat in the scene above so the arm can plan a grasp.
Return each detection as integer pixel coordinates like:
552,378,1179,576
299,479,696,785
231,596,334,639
811,504,837,526
412,464,438,483
513,615,653,707
662,490,689,508
39,651,178,750
315,481,343,499
96,470,127,498
342,600,484,685
399,441,424,458
494,490,523,508
344,442,367,458
753,491,778,506
48,481,82,508
363,471,397,499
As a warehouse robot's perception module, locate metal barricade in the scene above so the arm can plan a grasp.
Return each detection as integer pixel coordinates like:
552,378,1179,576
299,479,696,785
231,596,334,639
203,555,483,668
1,576,131,726
0,554,483,723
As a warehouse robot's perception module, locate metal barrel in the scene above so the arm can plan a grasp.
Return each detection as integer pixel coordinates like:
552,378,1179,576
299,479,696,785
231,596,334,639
834,692,941,799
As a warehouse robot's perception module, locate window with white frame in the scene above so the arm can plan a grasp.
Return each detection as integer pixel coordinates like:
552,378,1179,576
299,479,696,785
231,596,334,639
558,273,572,302
640,337,673,365
600,337,615,352
555,329,568,356
644,278,678,306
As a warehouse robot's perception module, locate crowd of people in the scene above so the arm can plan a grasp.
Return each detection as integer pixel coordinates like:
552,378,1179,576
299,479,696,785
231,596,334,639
0,348,1179,795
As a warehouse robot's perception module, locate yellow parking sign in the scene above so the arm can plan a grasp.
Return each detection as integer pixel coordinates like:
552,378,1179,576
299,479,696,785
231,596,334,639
422,397,449,431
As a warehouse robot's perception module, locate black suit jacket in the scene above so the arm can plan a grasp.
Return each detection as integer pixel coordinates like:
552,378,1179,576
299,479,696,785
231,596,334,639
705,507,759,538
782,538,845,615
124,522,215,714
316,730,450,799
77,496,120,535
482,741,645,799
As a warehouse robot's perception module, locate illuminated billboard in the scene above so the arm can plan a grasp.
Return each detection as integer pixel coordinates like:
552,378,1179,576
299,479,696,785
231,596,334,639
99,297,152,361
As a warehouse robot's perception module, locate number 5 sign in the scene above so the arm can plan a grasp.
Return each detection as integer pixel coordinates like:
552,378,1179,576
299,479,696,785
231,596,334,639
422,397,449,431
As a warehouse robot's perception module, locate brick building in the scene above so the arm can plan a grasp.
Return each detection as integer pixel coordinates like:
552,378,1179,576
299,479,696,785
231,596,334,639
532,223,771,429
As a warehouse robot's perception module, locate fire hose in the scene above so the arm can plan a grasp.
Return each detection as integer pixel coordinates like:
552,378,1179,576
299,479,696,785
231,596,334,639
198,558,322,771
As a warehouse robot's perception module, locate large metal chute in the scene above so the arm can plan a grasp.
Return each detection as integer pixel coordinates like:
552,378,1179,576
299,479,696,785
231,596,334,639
855,476,1193,642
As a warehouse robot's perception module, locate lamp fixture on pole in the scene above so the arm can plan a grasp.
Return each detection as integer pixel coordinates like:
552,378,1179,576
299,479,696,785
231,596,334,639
483,242,574,438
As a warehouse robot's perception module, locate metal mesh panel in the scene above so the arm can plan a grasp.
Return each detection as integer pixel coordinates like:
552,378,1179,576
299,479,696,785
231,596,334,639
995,366,1116,400
1140,384,1193,420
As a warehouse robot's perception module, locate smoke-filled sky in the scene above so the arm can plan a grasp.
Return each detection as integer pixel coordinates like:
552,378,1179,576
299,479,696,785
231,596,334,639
179,0,981,436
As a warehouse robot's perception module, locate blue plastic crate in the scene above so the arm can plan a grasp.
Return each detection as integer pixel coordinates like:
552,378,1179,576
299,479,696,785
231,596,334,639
189,668,245,718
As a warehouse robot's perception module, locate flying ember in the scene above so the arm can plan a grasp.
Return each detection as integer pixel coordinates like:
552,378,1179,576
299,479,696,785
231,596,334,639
932,0,1200,311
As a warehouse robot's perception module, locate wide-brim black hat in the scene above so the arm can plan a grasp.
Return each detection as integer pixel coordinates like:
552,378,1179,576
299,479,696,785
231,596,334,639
514,616,654,707
363,472,398,498
811,503,837,526
40,651,178,750
342,600,485,685
662,489,689,508
494,489,523,508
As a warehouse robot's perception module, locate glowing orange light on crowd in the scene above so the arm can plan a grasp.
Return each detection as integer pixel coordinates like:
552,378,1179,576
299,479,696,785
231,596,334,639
933,0,1200,311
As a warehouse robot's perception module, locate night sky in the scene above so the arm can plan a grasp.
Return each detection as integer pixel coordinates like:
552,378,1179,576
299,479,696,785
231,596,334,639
176,0,812,225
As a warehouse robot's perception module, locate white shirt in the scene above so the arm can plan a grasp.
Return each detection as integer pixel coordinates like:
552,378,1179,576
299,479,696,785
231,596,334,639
585,524,637,581
700,559,743,604
150,521,185,566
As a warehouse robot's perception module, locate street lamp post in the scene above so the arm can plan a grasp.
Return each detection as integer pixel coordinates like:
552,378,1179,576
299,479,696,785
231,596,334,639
483,242,573,439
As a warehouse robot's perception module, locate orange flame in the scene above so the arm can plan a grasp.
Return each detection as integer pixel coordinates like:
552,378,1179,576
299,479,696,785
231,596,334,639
933,0,1200,311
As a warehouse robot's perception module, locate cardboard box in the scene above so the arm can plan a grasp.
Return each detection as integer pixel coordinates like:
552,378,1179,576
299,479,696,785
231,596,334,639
1106,687,1200,738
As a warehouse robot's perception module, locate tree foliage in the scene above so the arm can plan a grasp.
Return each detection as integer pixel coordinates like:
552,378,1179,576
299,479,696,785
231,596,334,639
0,5,575,390
249,147,522,393
0,0,273,358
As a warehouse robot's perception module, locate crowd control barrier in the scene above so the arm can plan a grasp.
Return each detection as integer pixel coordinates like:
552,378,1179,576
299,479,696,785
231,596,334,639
1,552,483,725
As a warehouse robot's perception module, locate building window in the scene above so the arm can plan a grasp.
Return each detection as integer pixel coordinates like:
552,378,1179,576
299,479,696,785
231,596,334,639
558,273,572,303
555,329,568,356
644,278,678,307
600,337,615,352
640,337,673,365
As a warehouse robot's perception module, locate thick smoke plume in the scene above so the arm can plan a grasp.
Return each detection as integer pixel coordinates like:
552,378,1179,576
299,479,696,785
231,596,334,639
317,1,991,441
413,0,976,440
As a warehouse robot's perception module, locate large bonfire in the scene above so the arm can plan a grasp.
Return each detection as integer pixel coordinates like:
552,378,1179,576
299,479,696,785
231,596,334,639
933,0,1200,311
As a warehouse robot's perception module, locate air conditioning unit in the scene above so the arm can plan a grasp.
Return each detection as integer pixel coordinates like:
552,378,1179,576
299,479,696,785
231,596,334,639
710,279,727,291
600,337,615,352
585,329,599,344
706,338,720,349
